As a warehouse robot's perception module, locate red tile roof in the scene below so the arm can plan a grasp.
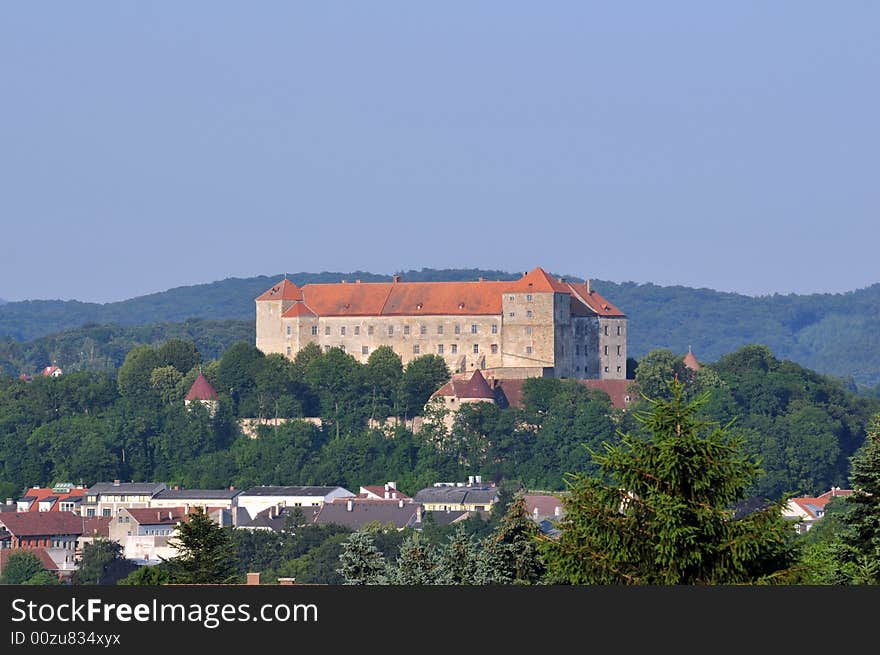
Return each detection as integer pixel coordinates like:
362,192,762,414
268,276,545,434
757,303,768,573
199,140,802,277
255,278,302,302
81,516,112,538
185,374,218,401
20,487,86,511
0,512,84,537
522,494,564,519
433,370,496,400
788,488,853,519
359,485,412,501
256,268,626,319
582,379,638,409
0,548,59,573
42,366,62,376
282,302,317,318
683,348,702,371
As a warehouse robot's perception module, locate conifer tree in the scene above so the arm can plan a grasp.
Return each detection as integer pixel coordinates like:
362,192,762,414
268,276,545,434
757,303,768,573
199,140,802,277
163,507,238,584
390,532,441,585
839,413,880,583
542,378,797,585
481,496,546,584
437,525,483,584
337,531,388,585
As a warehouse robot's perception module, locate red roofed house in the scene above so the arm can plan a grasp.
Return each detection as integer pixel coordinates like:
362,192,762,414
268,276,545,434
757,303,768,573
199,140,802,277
358,481,411,502
783,487,853,533
185,373,219,416
0,512,84,577
17,484,87,513
108,506,225,563
41,365,63,378
256,267,627,381
426,369,498,429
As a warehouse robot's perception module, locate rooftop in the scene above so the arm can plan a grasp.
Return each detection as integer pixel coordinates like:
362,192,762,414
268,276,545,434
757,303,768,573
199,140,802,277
239,485,353,498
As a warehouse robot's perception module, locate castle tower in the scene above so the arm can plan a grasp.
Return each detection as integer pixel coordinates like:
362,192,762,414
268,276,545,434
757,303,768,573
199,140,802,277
185,373,219,416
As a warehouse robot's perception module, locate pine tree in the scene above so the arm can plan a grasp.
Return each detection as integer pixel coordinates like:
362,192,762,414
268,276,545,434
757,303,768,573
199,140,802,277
543,378,797,585
390,532,441,585
481,496,546,584
337,531,388,585
839,413,880,583
437,525,482,584
163,507,238,584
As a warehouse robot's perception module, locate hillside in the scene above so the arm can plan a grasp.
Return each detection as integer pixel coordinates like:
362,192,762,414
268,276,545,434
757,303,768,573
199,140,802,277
1,268,879,388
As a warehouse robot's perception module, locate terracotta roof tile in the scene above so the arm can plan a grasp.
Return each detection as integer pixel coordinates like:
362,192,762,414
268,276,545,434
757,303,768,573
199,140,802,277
20,487,86,511
185,374,218,401
510,267,572,293
282,302,317,318
683,349,702,371
255,278,302,302
566,282,626,317
582,379,638,409
455,369,495,399
0,512,84,537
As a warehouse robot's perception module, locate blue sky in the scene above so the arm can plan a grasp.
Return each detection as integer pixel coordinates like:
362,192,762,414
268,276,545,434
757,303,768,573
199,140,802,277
1,3,877,303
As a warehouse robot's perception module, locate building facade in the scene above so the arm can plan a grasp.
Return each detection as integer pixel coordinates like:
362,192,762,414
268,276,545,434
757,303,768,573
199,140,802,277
255,267,627,380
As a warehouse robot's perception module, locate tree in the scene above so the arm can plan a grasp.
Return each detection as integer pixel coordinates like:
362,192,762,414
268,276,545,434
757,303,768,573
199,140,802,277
117,565,171,586
337,531,388,585
437,525,483,584
400,355,451,419
116,345,162,400
0,551,54,585
74,537,137,585
365,346,403,420
634,349,683,401
390,532,441,585
542,378,798,585
149,365,184,405
156,339,201,375
163,508,238,584
481,496,546,584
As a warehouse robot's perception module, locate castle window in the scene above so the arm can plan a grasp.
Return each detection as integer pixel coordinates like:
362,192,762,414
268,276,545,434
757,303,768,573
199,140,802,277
341,326,346,336
362,346,369,355
311,325,318,335
617,345,621,356
525,327,532,335
526,346,533,355
473,344,479,354
287,346,292,356
420,325,427,335
604,366,609,373
437,325,443,334
354,326,360,335
286,325,292,336
404,325,411,335
576,345,580,355
368,325,374,335
526,294,533,302
325,326,331,335
491,344,498,354
604,345,609,355
471,324,478,334
491,324,498,334
437,344,444,355
454,324,460,334
617,366,622,373
604,325,609,336
617,325,622,336
508,295,514,301
451,344,458,354
388,326,394,336
413,345,420,355
508,312,515,318
527,310,533,318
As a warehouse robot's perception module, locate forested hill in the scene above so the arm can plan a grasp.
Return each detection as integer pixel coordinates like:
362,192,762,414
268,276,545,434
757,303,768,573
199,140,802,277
2,269,879,388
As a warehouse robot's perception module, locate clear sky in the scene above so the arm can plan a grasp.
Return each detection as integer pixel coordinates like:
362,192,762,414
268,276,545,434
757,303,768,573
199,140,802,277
1,3,877,303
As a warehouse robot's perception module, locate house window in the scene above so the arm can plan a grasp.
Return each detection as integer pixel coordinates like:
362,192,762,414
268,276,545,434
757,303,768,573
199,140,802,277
454,324,460,334
404,325,411,335
491,324,498,334
526,294,533,302
617,325,622,336
471,324,478,334
362,346,369,355
508,312,515,318
354,326,360,335
525,327,532,335
473,344,479,354
324,345,331,353
311,325,318,335
325,326,331,335
102,509,111,517
368,325,374,335
491,344,498,354
340,326,346,336
526,310,533,318
413,345,420,355
526,346,533,355
508,295,515,301
451,344,458,354
617,366,622,373
604,366,609,373
420,325,427,335
604,325,609,336
388,326,394,336
286,325,292,335
286,346,292,356
617,345,621,356
437,325,443,334
437,344,444,355
604,345,609,355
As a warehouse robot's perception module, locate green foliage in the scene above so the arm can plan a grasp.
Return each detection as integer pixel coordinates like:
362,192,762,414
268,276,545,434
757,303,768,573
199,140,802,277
336,531,388,585
480,496,546,584
0,550,52,585
74,538,137,585
163,508,239,584
116,564,171,586
399,355,451,419
543,379,799,585
390,532,442,584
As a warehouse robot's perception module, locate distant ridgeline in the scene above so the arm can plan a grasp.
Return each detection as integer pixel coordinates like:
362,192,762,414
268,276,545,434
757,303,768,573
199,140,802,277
1,269,879,389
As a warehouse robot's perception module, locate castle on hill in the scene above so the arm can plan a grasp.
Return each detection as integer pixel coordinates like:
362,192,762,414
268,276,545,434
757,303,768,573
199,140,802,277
254,267,627,380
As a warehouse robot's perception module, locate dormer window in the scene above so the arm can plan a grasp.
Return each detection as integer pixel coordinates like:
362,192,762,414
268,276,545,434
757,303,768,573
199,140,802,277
458,303,465,309
416,303,423,310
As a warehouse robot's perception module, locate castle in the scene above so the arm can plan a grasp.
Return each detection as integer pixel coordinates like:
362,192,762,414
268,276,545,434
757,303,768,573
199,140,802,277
255,267,627,380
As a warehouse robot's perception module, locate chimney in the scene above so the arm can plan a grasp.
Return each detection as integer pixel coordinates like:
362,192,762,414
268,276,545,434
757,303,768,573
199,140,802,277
230,485,234,491
346,499,354,512
398,499,404,509
392,492,397,499
113,480,120,486
184,504,190,515
388,481,396,490
533,507,539,518
475,475,482,484
586,279,591,294
554,506,563,517
393,275,401,283
416,505,423,522
5,498,11,506
278,577,296,585
355,279,361,284
246,572,261,586
384,483,390,491
468,476,474,485
558,276,565,283
218,511,224,527
384,491,390,499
